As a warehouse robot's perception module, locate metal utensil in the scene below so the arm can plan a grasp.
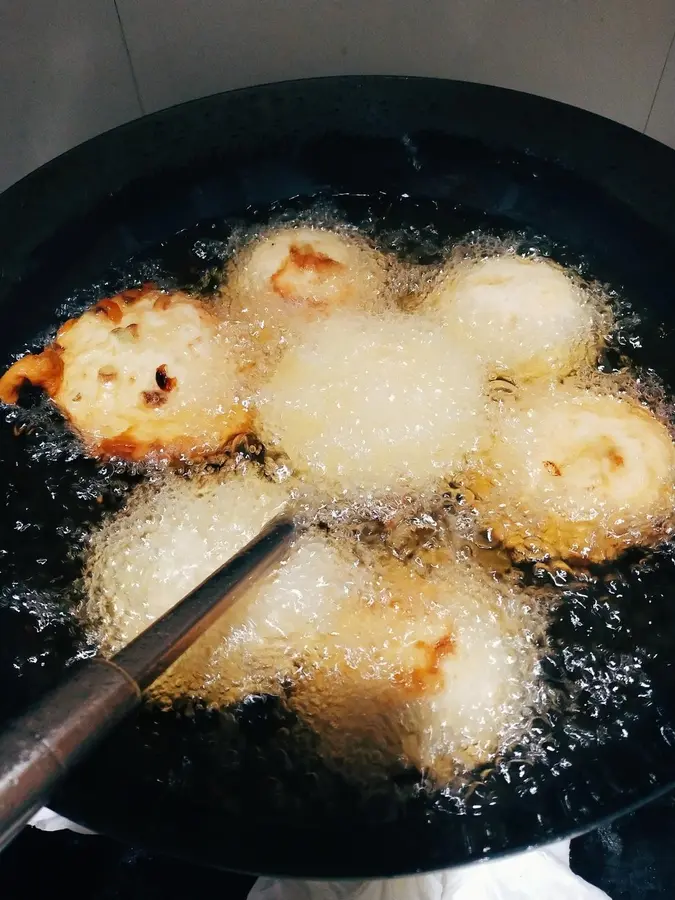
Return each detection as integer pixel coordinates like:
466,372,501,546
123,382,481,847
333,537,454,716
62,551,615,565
0,514,296,852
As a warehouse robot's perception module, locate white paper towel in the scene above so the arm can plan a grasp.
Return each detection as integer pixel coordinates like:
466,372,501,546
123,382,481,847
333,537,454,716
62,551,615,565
27,809,610,898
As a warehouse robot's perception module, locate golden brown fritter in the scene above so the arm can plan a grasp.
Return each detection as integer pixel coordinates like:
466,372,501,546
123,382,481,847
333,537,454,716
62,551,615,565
0,285,249,462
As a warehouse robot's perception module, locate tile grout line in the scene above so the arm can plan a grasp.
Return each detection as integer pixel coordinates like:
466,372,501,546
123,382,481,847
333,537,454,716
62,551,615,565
643,24,675,134
113,0,146,116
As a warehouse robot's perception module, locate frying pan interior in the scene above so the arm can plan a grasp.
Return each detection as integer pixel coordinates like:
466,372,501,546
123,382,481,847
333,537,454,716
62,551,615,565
2,77,675,878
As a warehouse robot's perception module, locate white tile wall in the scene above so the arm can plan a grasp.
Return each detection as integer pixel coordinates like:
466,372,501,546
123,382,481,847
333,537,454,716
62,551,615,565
116,0,675,132
2,0,675,194
0,0,142,193
646,34,675,148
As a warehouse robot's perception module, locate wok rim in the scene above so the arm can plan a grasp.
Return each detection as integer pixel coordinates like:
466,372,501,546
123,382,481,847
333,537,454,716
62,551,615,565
2,74,675,877
50,778,675,879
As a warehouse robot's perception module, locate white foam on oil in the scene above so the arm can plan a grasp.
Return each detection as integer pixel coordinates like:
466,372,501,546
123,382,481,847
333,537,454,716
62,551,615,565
257,308,488,499
134,513,551,786
470,376,675,563
83,467,290,653
283,551,551,786
423,246,610,382
52,290,249,460
146,529,368,704
219,220,398,387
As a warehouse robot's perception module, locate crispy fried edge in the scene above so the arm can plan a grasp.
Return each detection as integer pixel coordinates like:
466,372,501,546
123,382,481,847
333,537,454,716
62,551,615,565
0,284,250,462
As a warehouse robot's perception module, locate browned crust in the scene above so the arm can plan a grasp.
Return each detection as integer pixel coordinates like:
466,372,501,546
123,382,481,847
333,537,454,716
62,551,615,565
93,298,124,323
55,317,78,341
94,409,253,463
153,294,172,311
53,284,160,347
0,283,240,463
141,390,169,408
270,242,346,300
467,422,671,563
97,366,118,384
468,467,672,565
0,349,64,403
91,283,161,324
394,632,456,697
155,364,177,392
0,286,164,404
119,283,156,304
543,460,562,477
488,512,672,566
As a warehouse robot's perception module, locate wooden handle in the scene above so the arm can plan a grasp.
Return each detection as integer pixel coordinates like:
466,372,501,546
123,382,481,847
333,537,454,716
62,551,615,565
0,657,140,851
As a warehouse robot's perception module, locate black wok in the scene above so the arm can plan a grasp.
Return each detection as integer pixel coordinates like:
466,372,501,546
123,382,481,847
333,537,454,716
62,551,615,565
2,76,675,879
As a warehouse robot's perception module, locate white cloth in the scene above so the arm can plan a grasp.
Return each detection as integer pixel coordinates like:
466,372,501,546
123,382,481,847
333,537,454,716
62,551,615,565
247,841,610,900
28,807,96,835
27,810,610,898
